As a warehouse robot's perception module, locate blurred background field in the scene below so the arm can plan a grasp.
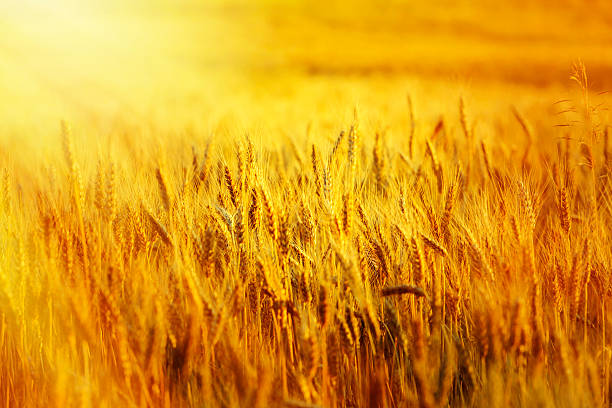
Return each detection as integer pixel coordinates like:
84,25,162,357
1,0,611,149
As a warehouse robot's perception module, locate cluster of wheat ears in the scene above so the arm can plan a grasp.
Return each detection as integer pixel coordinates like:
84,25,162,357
0,70,611,407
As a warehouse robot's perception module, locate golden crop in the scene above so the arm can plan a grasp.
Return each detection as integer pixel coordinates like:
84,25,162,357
1,1,611,407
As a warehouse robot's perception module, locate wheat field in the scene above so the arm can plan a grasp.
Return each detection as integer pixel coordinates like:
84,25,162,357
1,1,612,407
